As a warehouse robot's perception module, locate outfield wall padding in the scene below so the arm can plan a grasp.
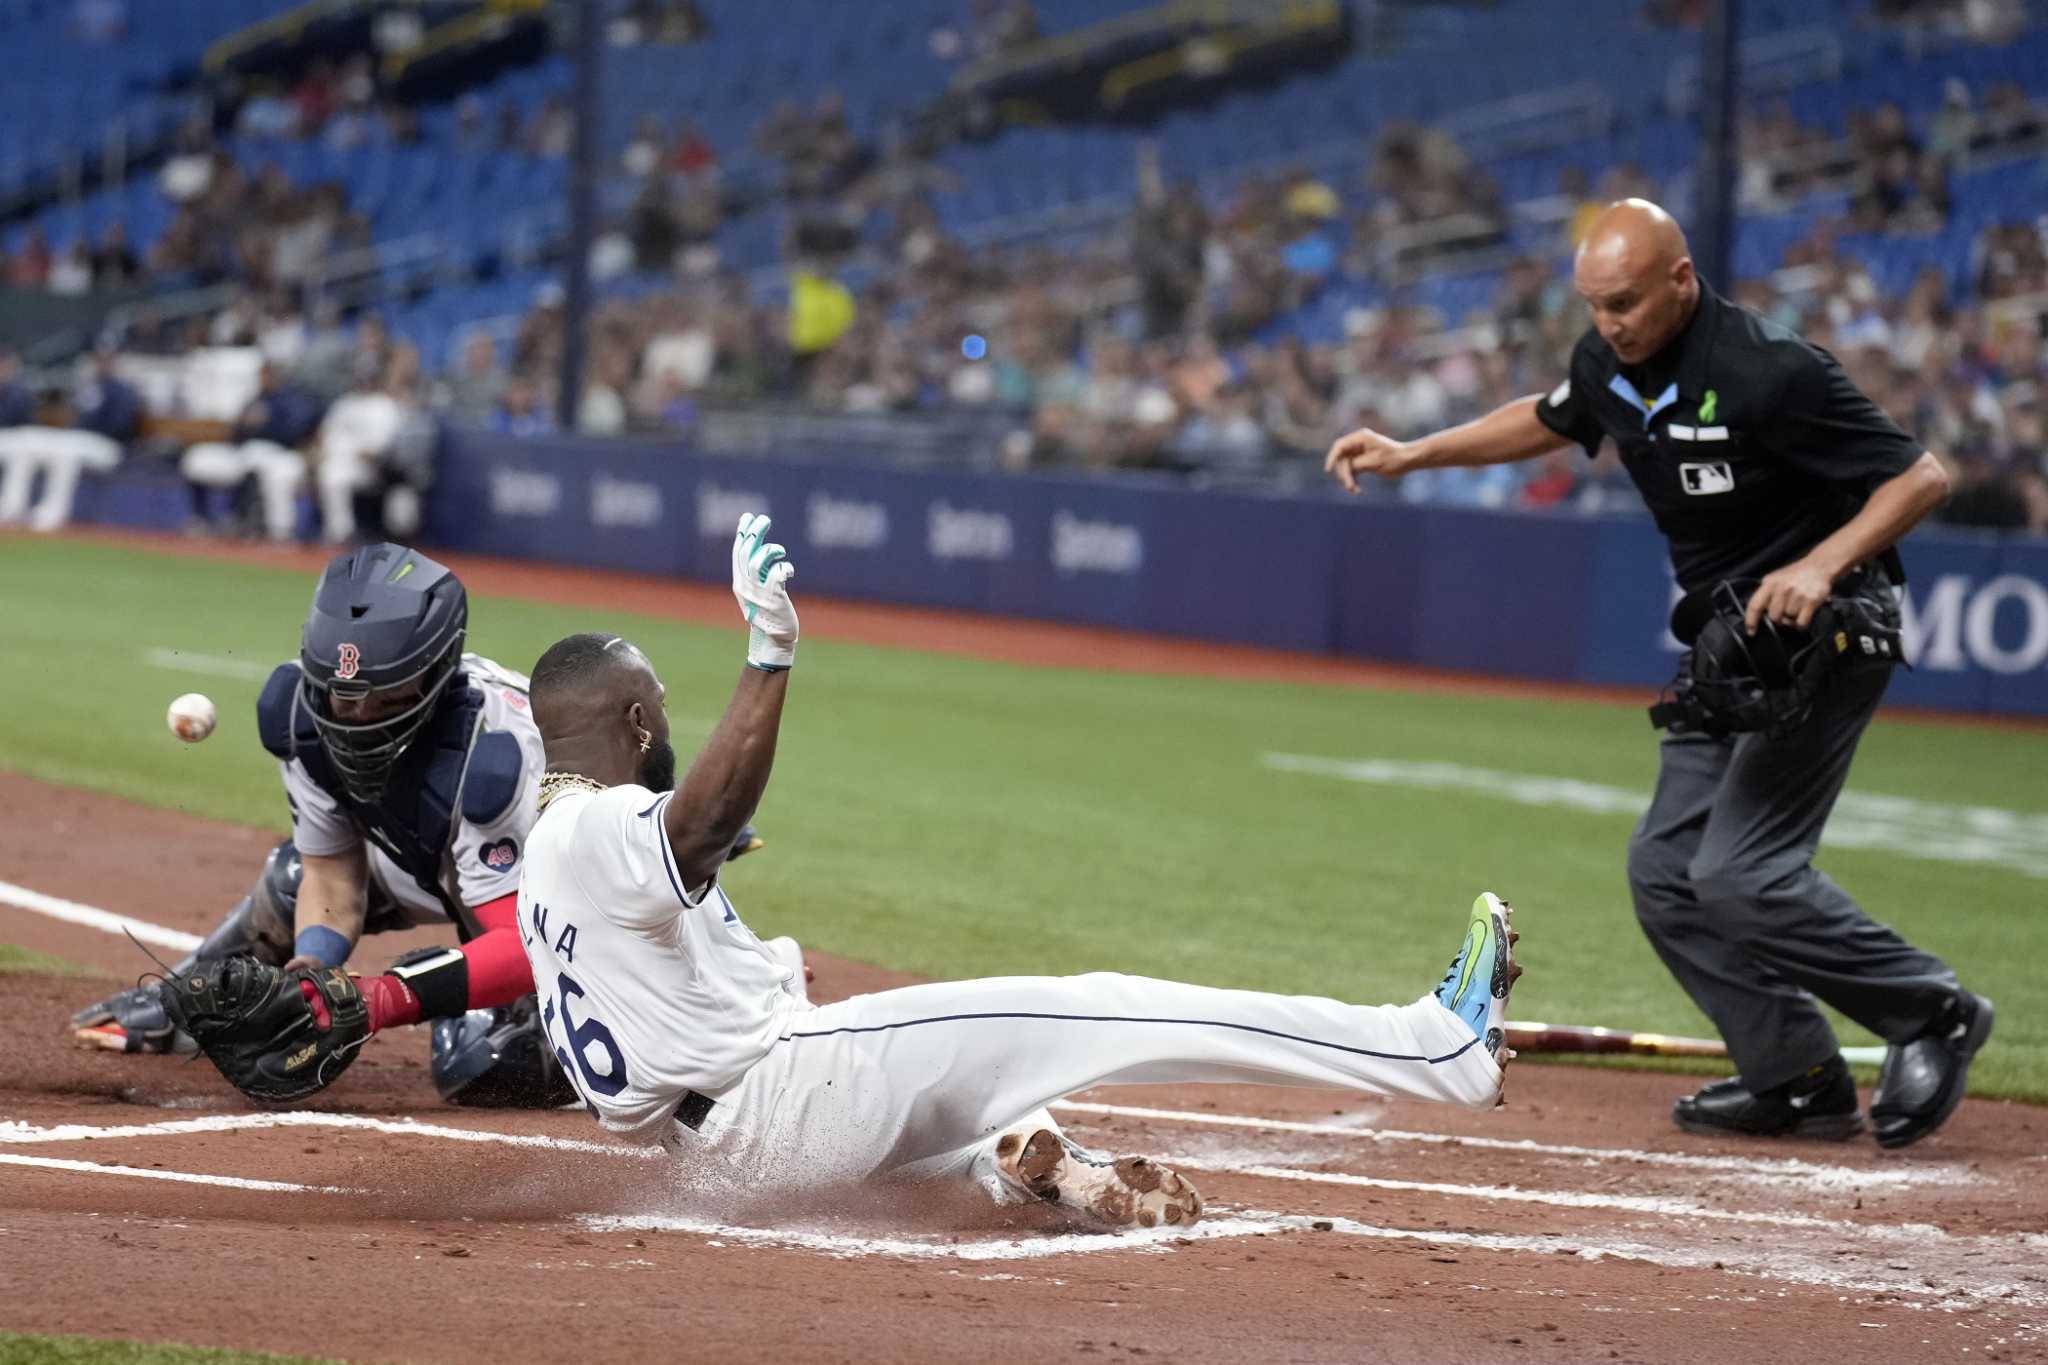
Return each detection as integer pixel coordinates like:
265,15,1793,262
419,430,2048,716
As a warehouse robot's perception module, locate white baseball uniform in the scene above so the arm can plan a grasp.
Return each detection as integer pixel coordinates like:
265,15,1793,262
284,654,546,922
518,781,1505,1204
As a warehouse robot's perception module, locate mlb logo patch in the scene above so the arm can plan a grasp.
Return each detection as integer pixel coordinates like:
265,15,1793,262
480,837,520,871
1680,461,1734,495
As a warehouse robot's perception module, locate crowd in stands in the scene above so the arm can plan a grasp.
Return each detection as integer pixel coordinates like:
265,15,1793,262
2,0,2042,539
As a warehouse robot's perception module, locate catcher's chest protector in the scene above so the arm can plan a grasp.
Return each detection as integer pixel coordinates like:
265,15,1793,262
258,663,486,897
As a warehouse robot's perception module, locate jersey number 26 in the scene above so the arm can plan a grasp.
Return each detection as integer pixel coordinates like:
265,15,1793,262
541,971,628,1101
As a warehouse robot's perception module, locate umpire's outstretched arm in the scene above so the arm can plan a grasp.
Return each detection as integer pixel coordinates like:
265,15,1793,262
1325,396,1568,494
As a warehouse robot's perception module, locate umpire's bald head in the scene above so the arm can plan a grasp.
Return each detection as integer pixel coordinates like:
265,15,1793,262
1573,198,1701,366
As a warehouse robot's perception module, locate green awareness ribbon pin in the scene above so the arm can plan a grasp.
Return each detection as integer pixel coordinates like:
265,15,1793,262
1698,389,1718,424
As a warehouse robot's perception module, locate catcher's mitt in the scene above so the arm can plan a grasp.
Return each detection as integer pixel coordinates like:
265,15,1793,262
158,955,370,1103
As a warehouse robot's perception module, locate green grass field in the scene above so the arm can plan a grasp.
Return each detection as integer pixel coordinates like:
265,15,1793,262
3,537,2044,1099
0,944,86,974
0,1334,332,1365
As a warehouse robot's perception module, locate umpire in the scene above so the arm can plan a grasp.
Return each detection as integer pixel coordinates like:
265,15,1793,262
1324,198,1991,1148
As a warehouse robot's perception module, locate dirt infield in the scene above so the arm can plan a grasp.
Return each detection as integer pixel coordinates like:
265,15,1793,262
3,773,2045,1365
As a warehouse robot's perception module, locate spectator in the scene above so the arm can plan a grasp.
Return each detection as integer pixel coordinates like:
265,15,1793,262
47,242,93,296
313,354,408,543
1927,79,1977,166
180,360,326,541
90,223,141,288
528,96,573,159
294,59,337,136
673,122,716,177
640,298,715,393
1938,445,2032,529
1174,381,1267,473
0,347,141,532
627,174,684,271
639,370,700,438
494,378,556,436
10,227,52,288
578,344,632,435
0,350,42,522
440,333,507,424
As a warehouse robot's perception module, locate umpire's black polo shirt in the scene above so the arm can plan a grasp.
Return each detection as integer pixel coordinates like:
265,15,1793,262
1534,283,1923,596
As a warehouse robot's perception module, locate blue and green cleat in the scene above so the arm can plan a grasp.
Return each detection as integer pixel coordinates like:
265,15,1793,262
1434,892,1519,1063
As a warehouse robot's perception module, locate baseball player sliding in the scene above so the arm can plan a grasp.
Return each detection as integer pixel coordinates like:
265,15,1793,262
505,515,1524,1228
114,543,767,1108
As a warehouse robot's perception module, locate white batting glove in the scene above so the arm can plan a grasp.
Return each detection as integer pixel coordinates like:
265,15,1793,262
731,512,797,670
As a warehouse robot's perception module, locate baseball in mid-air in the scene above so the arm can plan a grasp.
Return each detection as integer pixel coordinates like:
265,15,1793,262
167,692,217,743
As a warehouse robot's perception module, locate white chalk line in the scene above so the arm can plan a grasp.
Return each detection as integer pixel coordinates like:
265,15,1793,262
0,1151,353,1195
1261,751,2048,878
1051,1101,1975,1191
4,1143,2039,1309
0,1110,2002,1253
0,1111,656,1158
587,1205,2047,1308
0,879,202,953
1164,1157,1952,1238
578,1210,1269,1261
1249,1213,2048,1311
140,648,276,683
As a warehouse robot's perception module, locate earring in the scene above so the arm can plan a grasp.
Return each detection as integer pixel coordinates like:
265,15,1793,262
637,730,653,754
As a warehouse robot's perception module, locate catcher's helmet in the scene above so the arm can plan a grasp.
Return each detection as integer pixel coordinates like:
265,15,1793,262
297,543,468,801
1651,578,1901,739
1683,583,1834,737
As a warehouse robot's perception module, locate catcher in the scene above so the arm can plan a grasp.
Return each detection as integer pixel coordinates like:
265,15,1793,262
72,541,774,1104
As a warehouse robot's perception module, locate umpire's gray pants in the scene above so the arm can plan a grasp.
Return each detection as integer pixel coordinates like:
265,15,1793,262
1627,661,1958,1092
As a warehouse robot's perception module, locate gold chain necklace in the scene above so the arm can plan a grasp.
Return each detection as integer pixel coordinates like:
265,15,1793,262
538,771,608,813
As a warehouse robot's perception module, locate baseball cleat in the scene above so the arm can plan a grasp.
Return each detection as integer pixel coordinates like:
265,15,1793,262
1434,892,1519,1065
727,824,765,862
996,1128,1203,1231
70,983,199,1056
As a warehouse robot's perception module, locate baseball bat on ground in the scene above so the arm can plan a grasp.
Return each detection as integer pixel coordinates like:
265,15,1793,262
1504,1021,1888,1067
1504,1020,1726,1058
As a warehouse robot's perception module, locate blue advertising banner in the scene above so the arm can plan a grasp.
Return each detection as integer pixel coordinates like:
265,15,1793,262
424,430,2048,717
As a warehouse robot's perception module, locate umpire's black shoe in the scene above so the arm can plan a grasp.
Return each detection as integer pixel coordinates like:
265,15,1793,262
1673,1059,1863,1140
1870,992,1994,1150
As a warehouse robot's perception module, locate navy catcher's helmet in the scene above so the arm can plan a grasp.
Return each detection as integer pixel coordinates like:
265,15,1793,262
298,543,468,801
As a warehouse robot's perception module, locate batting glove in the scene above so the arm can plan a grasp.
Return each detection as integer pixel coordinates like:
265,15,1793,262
732,512,797,671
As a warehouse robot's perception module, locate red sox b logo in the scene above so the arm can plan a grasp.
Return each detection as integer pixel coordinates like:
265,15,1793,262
336,643,361,680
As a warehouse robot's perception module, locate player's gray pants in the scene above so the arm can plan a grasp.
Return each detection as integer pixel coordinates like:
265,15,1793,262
1627,660,1958,1092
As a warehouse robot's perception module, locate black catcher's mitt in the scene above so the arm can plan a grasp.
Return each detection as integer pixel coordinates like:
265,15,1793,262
159,955,371,1103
